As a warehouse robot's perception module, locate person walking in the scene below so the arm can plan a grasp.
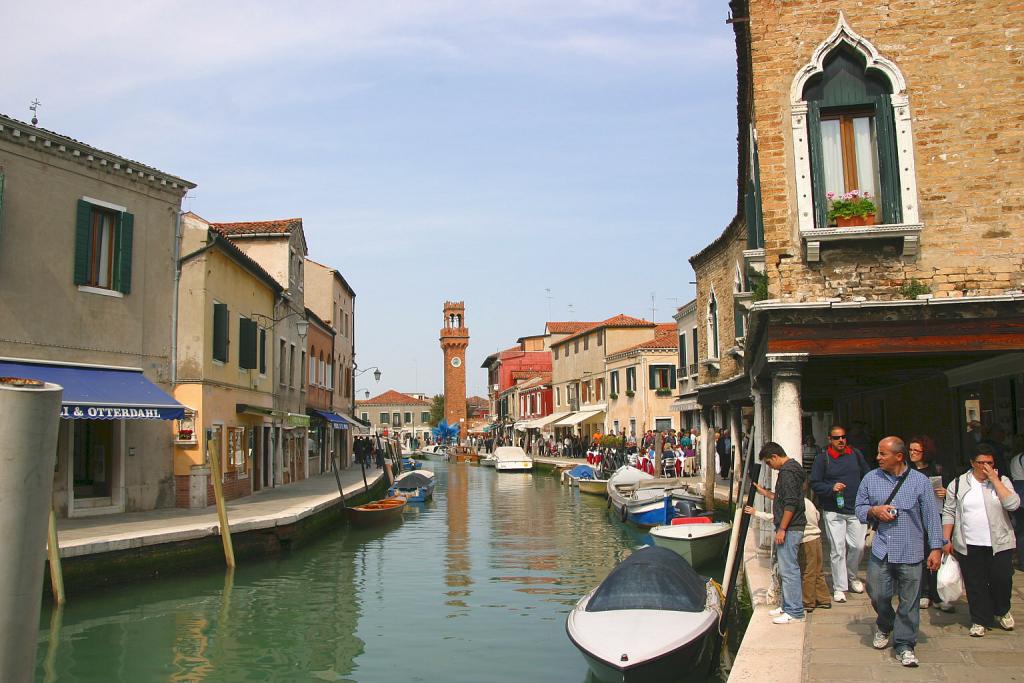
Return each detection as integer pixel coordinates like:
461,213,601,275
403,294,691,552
941,444,1020,637
908,435,950,610
758,442,807,624
717,429,732,479
811,424,871,603
855,436,943,668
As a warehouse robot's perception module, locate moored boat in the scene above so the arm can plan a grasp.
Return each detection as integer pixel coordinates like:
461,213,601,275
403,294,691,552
649,518,732,568
387,470,436,502
493,446,533,472
345,496,407,526
563,463,597,486
451,445,481,464
578,477,609,496
566,546,722,683
400,456,423,471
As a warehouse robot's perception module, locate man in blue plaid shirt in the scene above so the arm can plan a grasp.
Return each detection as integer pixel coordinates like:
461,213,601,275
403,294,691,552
855,436,943,668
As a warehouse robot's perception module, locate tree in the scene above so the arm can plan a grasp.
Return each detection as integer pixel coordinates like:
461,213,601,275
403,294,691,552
429,394,445,426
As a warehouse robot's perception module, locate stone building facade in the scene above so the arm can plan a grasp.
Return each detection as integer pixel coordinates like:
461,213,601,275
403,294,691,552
722,0,1024,471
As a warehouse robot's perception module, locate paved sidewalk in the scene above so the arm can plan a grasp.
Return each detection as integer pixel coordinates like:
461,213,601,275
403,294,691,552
54,466,385,559
803,549,1024,682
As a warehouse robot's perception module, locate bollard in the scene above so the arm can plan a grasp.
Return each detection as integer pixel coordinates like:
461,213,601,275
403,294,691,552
0,377,62,683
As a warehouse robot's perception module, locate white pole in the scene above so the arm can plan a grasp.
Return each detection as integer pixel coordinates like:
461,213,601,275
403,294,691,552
0,378,62,683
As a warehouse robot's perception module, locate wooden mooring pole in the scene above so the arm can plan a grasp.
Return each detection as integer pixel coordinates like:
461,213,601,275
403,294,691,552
207,438,236,569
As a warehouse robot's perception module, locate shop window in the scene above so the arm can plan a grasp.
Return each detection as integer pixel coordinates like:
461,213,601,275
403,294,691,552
227,426,247,476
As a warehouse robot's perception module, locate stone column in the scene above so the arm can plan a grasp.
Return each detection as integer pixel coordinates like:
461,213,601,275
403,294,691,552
729,401,744,486
771,365,804,466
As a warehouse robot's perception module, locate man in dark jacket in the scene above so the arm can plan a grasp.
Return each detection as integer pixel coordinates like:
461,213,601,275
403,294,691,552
810,424,871,603
717,430,733,479
760,441,807,624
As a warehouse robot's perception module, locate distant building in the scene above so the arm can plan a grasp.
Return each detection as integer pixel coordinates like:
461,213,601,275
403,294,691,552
357,390,433,443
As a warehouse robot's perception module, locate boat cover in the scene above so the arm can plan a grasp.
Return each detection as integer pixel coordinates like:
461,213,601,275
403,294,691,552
586,546,707,613
392,472,433,489
567,465,596,480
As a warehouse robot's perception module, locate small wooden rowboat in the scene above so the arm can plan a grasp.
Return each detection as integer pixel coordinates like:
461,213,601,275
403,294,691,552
345,496,407,526
451,446,480,464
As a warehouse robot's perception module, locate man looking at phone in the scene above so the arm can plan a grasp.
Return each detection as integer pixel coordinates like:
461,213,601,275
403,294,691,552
855,436,943,668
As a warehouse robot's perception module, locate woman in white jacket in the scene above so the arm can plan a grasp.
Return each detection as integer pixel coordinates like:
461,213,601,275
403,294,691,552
941,444,1020,637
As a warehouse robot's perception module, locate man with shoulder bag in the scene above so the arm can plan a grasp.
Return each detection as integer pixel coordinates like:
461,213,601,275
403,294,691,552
855,436,943,668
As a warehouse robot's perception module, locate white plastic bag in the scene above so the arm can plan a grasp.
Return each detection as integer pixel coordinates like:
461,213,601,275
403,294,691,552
937,553,964,604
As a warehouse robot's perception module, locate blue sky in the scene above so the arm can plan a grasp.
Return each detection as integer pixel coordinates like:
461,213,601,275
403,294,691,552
4,1,739,398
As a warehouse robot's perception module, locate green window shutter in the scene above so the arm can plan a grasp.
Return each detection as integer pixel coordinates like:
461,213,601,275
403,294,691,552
649,365,657,389
114,211,134,294
259,328,267,374
239,318,257,369
874,94,903,225
669,366,677,388
678,335,686,369
73,200,92,285
734,307,745,338
750,140,765,247
744,187,757,248
213,303,229,363
806,102,828,229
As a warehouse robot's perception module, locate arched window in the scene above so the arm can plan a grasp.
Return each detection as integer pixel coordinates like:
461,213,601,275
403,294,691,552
790,13,919,233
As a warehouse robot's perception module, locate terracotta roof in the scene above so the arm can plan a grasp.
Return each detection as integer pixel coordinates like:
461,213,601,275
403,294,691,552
179,219,283,294
467,396,489,407
210,218,303,236
518,373,552,389
546,321,596,334
554,314,655,347
614,329,680,355
356,390,431,407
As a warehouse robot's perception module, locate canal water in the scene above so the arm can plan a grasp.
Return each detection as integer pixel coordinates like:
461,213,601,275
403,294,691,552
36,460,745,682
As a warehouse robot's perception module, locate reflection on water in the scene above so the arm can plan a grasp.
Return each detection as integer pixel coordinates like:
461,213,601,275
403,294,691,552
36,461,729,682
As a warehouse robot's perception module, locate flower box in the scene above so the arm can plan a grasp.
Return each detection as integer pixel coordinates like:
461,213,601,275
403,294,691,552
835,213,876,227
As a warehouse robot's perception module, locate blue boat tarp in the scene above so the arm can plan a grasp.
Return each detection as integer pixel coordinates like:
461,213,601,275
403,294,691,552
0,359,185,420
567,465,597,480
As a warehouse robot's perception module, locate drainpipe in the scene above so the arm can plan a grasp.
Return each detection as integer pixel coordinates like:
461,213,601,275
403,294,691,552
0,378,62,683
170,209,183,385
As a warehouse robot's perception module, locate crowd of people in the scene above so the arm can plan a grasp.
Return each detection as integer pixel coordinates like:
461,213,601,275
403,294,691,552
748,423,1023,669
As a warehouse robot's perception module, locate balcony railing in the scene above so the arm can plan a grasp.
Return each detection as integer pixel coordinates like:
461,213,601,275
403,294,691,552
688,363,698,376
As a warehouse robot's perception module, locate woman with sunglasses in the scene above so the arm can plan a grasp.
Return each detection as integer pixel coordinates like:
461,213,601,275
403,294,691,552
908,435,951,610
941,444,1020,637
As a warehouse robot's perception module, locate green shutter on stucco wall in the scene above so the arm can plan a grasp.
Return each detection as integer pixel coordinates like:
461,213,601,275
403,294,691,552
806,102,827,230
114,211,134,294
874,94,902,225
239,318,257,369
73,199,92,285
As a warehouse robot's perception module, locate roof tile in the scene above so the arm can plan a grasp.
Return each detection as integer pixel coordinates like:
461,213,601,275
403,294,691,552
356,389,431,407
210,218,303,236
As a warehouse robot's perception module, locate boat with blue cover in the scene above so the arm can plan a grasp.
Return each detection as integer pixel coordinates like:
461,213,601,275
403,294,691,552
387,470,436,502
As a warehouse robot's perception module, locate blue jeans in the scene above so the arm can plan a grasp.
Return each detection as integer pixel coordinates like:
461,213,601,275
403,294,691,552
777,528,805,618
867,554,922,653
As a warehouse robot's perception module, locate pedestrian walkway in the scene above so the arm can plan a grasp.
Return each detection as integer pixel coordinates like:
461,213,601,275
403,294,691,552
54,466,385,559
802,557,1024,682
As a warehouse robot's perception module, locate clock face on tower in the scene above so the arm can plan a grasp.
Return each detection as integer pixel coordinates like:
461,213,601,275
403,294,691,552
450,356,462,368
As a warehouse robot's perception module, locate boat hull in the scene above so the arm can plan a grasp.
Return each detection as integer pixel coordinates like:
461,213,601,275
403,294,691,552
387,482,435,502
649,523,732,568
495,461,533,472
570,628,717,683
578,479,609,496
345,497,407,526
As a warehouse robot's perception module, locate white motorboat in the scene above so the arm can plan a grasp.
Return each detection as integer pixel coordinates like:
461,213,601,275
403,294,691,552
492,446,533,472
649,518,733,568
567,546,722,683
480,453,497,467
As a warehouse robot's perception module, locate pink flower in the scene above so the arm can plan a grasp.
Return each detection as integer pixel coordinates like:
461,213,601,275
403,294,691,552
826,191,835,200
850,189,860,197
863,191,870,197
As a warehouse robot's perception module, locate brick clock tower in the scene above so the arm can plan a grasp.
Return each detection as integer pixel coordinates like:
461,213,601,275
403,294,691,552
439,301,469,430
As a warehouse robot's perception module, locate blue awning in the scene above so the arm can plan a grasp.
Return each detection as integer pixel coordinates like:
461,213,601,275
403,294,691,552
311,409,349,429
0,359,185,420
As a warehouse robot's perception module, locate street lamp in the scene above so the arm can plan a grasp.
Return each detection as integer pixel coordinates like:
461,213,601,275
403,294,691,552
251,310,308,340
354,365,382,382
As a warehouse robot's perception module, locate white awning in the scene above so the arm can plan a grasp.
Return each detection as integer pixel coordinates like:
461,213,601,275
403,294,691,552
669,398,699,412
536,411,572,427
555,409,605,426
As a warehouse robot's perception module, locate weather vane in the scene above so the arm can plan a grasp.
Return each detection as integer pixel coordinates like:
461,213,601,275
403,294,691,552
29,99,41,126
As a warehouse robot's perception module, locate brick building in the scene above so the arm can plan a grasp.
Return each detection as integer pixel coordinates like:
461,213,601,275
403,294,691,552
696,1,1024,472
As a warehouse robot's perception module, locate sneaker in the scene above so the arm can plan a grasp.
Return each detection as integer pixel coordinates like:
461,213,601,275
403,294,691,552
772,612,805,624
768,606,784,617
872,630,891,649
833,590,847,603
919,598,931,609
816,602,832,609
998,613,1015,631
935,601,955,613
849,578,865,594
969,624,986,637
899,650,919,667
